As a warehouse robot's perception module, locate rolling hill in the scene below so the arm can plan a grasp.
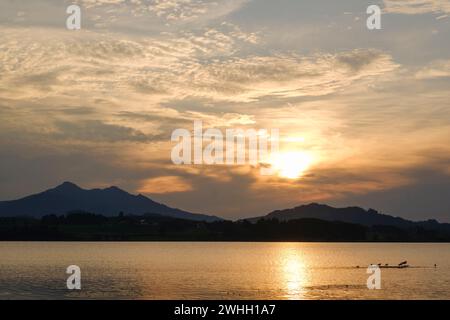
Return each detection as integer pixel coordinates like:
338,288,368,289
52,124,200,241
246,203,450,232
0,182,222,222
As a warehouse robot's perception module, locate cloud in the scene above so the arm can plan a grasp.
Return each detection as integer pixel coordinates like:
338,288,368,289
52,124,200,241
73,0,249,24
0,27,258,102
148,0,249,22
77,0,127,7
0,28,397,106
53,120,164,143
0,0,251,37
138,176,194,194
57,107,96,115
384,0,450,14
416,59,450,79
186,49,399,102
117,111,192,125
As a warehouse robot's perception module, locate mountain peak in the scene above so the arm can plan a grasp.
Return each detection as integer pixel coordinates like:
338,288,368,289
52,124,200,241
292,203,334,212
302,203,330,208
54,181,82,191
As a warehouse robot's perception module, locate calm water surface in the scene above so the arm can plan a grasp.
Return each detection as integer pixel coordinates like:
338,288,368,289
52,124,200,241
0,242,449,300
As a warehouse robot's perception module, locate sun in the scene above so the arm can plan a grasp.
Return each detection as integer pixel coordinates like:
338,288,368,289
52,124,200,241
269,151,314,179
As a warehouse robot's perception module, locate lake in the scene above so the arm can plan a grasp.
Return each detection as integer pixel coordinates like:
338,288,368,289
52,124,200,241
0,242,449,300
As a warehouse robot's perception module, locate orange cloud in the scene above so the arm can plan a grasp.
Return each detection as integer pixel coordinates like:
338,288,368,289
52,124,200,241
138,176,194,194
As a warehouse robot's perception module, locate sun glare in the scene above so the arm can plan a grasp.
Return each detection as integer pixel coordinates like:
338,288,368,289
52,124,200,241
270,151,314,179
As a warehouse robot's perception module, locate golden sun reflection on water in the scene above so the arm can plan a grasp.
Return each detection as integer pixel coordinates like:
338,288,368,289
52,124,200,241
279,246,309,300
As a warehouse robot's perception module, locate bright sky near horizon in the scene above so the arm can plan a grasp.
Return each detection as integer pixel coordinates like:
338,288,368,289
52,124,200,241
1,0,450,221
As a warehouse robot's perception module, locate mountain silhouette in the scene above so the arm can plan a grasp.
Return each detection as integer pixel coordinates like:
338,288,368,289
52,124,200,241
247,203,450,232
0,182,222,222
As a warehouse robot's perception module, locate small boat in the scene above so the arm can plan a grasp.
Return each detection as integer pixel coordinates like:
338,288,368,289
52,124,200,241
378,264,409,269
363,261,410,269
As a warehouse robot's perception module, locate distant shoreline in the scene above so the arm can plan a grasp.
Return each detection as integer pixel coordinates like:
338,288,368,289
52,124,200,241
2,212,450,242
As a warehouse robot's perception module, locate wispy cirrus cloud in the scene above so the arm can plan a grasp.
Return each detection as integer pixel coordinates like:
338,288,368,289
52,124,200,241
416,59,450,79
53,120,165,143
147,0,250,22
0,0,251,33
74,0,249,23
0,28,398,105
384,0,450,14
186,49,399,102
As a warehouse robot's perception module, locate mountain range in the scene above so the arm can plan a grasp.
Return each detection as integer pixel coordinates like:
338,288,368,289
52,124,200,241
0,182,221,222
247,203,450,232
1,182,449,233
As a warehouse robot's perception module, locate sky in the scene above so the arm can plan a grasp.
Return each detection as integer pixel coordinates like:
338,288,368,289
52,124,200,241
0,0,450,221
